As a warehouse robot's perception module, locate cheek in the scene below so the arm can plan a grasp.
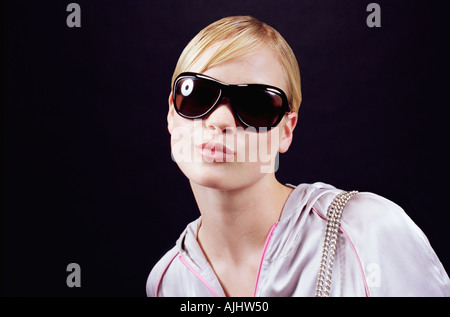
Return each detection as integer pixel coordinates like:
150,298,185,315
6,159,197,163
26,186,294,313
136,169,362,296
257,129,280,173
233,129,280,173
237,129,279,157
170,118,201,164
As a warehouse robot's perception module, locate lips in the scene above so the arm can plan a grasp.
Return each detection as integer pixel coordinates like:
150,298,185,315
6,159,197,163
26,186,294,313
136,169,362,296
195,141,236,162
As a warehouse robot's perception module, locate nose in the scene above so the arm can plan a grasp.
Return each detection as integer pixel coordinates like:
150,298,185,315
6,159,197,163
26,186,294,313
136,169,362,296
204,97,237,133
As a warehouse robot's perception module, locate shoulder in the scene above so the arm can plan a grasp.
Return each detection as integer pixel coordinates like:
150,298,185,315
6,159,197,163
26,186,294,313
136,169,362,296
338,191,449,296
308,185,449,296
343,192,415,232
145,217,203,297
146,246,179,297
331,190,428,253
311,188,416,234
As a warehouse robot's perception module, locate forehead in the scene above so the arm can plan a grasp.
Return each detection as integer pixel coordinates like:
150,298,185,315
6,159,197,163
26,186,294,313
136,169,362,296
189,43,289,94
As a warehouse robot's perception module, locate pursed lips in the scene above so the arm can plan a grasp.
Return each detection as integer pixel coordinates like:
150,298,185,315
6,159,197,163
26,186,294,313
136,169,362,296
195,141,236,162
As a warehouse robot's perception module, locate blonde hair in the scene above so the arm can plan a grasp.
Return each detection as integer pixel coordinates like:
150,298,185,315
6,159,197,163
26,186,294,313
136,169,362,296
171,16,302,112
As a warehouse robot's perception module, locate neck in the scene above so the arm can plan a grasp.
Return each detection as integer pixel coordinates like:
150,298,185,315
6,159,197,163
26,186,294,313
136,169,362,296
191,174,292,263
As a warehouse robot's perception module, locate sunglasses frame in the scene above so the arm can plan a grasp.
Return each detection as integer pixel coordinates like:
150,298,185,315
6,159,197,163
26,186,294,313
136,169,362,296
172,72,291,130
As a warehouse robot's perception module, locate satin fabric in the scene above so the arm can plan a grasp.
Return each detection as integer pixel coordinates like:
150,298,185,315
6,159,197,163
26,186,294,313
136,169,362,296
146,182,450,297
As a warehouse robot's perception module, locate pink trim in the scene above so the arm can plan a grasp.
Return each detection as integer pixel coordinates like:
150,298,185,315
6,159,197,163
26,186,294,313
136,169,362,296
155,251,179,297
253,222,278,297
312,206,327,220
311,206,370,297
339,227,371,297
178,254,219,297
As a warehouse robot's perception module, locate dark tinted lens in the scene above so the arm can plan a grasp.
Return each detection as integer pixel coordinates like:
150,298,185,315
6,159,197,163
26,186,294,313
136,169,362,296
232,87,284,128
174,77,221,117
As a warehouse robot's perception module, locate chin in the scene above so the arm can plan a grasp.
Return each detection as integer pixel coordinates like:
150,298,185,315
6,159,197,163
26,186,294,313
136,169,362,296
180,161,265,191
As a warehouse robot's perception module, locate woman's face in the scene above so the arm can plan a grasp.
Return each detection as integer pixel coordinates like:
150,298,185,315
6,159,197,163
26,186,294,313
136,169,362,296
167,43,298,191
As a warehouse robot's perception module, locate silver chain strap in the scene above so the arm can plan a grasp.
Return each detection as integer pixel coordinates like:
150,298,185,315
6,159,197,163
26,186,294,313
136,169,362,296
315,190,358,297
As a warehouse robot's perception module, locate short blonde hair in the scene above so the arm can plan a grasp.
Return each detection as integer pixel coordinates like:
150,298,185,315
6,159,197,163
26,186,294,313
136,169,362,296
171,16,302,112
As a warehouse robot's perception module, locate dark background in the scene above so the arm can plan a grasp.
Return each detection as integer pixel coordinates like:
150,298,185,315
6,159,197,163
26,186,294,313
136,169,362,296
3,0,449,296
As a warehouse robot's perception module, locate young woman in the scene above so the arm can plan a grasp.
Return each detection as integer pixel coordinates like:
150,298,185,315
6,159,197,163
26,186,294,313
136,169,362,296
146,16,449,297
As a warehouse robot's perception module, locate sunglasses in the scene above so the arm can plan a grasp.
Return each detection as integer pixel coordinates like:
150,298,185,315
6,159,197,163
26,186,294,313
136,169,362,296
172,72,291,129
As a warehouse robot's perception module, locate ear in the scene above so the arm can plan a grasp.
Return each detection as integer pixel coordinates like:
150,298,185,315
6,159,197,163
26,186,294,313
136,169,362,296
278,112,298,153
167,91,175,135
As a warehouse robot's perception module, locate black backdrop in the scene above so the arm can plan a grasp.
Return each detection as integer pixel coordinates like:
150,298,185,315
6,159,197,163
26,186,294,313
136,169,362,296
3,0,449,296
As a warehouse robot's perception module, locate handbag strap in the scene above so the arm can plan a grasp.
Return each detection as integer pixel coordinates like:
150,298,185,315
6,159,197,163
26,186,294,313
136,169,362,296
315,190,358,297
